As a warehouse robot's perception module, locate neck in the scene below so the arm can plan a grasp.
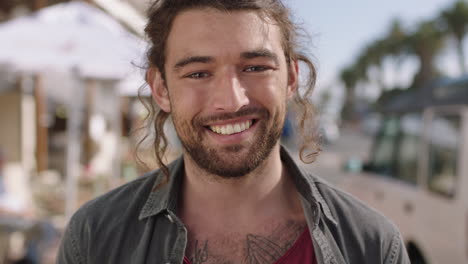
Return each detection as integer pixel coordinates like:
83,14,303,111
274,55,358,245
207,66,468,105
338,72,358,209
179,144,303,226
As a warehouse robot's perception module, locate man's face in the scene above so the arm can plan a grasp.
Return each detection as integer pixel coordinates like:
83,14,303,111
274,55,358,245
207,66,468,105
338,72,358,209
153,8,297,178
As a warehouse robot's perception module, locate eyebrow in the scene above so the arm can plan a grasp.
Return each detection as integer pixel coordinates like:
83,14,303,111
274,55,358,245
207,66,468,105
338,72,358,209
174,56,214,70
240,49,279,66
173,49,280,71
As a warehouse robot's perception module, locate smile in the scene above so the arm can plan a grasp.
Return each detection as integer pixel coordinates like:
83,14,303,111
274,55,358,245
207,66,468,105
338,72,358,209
209,120,253,135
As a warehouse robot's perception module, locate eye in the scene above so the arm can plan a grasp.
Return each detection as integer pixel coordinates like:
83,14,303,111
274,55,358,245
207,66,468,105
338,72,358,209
185,72,210,79
244,66,271,72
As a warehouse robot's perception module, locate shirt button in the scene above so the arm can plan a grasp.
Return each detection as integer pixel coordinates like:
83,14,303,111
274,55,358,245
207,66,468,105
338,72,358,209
166,213,174,223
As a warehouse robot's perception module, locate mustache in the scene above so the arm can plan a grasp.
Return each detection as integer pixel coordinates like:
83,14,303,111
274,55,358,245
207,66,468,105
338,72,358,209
193,107,269,126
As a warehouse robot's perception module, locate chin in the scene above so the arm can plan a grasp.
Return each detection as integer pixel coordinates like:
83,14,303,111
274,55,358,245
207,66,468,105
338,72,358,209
186,140,276,179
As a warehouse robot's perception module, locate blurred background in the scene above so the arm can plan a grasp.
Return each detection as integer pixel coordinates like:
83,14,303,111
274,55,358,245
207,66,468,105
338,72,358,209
0,0,467,263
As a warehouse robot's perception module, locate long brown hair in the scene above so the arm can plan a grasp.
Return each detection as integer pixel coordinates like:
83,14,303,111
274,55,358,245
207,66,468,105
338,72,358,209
138,0,321,184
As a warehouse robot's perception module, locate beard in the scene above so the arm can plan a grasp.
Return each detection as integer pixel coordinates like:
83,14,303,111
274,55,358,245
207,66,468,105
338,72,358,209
171,106,285,178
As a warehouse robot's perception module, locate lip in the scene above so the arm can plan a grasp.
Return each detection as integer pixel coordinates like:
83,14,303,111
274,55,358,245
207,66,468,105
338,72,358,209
204,118,259,145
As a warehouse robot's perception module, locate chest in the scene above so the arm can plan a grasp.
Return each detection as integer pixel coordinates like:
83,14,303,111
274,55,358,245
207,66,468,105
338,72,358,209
183,221,315,264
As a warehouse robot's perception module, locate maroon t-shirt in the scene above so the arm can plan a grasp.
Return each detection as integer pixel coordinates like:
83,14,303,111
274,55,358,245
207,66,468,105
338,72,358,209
183,227,317,264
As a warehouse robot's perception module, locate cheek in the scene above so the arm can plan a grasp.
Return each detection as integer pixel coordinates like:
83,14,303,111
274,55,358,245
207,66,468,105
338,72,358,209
245,77,287,106
169,86,207,119
169,90,206,143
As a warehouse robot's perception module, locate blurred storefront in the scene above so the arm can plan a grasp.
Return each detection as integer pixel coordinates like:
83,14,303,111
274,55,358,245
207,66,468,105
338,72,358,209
0,1,149,262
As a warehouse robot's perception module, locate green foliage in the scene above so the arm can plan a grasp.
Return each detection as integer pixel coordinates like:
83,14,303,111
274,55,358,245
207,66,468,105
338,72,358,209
340,0,468,119
440,0,468,73
441,0,468,41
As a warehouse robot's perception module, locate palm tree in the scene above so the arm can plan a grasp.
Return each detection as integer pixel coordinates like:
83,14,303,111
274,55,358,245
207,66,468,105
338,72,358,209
440,0,468,74
337,13,450,120
339,33,392,120
386,19,407,55
340,67,361,120
385,18,410,67
407,20,445,88
360,39,390,90
383,18,411,89
352,20,408,95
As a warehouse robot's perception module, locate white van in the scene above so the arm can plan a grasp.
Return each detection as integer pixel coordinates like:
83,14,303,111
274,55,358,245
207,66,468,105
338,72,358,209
338,77,468,264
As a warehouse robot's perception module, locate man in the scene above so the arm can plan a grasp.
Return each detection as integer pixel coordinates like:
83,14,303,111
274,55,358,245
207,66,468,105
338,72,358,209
58,0,410,263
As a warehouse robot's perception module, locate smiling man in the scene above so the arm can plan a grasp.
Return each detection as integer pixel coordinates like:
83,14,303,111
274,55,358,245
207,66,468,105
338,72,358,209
57,1,410,264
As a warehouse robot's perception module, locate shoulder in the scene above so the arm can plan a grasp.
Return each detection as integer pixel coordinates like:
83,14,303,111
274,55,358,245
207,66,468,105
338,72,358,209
58,169,163,263
65,156,183,238
312,173,398,234
71,170,160,227
304,172,409,263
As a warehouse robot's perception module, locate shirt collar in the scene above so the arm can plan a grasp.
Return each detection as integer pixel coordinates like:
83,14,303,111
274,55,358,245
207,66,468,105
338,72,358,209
139,146,338,226
138,157,184,220
279,147,338,226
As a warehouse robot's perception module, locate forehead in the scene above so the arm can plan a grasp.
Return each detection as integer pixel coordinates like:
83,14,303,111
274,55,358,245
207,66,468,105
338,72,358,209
165,8,284,62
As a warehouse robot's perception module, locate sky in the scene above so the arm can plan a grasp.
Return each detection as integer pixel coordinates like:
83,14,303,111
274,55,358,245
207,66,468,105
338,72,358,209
287,0,458,93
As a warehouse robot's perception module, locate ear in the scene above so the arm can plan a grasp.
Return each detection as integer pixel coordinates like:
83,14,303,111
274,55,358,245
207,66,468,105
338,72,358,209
147,68,171,113
286,60,299,99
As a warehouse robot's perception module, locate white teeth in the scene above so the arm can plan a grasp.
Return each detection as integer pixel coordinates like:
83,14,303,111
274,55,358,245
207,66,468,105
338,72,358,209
210,120,253,135
240,122,246,131
234,124,241,133
226,124,234,134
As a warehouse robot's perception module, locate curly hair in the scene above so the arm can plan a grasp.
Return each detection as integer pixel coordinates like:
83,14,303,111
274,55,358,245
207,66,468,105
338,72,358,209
139,0,320,185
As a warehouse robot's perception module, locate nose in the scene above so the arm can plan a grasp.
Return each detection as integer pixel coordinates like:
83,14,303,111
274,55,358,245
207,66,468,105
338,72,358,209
210,70,250,112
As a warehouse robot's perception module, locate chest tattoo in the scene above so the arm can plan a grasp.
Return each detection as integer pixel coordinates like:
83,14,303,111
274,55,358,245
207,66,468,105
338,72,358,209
186,221,306,264
246,234,288,263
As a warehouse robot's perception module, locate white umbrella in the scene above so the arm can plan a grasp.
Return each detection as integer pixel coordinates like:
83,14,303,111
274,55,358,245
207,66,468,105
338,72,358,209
0,1,146,79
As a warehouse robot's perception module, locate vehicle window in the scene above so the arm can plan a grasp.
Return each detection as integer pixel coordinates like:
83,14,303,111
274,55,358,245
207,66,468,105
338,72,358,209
427,114,461,198
394,113,423,185
370,116,399,176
